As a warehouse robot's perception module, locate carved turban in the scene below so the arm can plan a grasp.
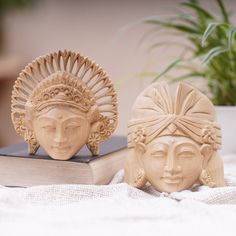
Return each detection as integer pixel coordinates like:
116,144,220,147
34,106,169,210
128,82,221,150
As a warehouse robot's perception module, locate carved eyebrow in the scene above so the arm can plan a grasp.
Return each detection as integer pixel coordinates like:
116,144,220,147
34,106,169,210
151,150,167,156
151,142,169,147
177,149,195,154
176,143,197,149
37,116,56,122
150,142,168,154
175,143,197,154
62,117,85,124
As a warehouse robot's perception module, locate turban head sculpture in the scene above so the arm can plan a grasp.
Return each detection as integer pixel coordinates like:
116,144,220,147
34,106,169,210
11,50,118,160
124,82,224,192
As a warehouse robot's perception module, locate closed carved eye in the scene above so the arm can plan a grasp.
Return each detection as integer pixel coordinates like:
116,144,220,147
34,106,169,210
177,151,195,158
42,126,56,132
151,151,166,158
65,125,81,130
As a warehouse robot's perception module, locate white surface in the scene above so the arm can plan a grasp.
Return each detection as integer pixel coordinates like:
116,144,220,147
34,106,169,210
215,106,236,155
0,158,236,236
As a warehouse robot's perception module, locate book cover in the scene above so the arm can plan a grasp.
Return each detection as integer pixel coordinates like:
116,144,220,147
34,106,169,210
0,136,127,163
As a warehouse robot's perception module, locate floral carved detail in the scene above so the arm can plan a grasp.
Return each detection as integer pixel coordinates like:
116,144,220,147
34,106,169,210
133,127,146,144
24,129,39,154
87,115,117,155
199,169,216,188
201,125,216,145
87,132,100,155
13,113,26,136
134,168,144,184
13,114,39,154
133,168,146,188
98,116,114,138
31,74,95,112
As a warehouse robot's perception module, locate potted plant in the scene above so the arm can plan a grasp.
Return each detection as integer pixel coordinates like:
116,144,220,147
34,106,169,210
137,0,236,154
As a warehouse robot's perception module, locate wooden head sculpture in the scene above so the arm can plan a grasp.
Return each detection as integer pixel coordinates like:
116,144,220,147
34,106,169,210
11,50,118,160
124,82,224,192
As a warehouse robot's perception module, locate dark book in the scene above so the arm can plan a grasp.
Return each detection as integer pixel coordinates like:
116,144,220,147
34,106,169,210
0,136,127,187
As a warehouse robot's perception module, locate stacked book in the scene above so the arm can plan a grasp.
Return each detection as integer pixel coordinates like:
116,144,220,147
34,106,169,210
0,136,127,187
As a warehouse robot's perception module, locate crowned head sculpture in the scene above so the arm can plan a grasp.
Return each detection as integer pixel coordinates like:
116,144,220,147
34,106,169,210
11,50,118,160
124,82,225,192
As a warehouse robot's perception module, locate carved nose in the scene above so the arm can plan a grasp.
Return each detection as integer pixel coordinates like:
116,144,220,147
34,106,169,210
164,165,174,174
54,127,67,143
164,164,181,175
164,155,181,175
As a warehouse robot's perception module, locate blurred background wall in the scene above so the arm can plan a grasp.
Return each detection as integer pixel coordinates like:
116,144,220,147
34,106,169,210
0,0,235,147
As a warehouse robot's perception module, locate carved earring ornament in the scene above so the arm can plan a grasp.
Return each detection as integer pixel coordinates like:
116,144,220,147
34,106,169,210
133,168,147,188
11,50,118,160
124,82,225,192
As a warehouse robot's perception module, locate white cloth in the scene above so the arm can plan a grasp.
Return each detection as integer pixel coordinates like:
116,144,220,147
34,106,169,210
1,156,236,236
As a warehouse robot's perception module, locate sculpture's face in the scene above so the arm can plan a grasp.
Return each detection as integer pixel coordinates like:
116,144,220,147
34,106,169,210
141,136,205,192
32,106,91,160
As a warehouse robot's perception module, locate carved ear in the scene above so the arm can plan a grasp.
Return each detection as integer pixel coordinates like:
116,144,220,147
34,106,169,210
25,117,33,131
23,106,39,155
132,143,147,188
90,120,101,132
134,142,147,173
200,144,213,169
124,147,147,189
134,142,146,157
24,107,34,131
87,105,99,123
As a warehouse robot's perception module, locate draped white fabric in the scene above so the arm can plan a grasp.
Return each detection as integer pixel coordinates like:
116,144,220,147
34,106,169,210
1,155,236,236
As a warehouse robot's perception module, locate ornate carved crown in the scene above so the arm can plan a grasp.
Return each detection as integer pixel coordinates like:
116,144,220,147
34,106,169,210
11,50,118,155
28,72,96,113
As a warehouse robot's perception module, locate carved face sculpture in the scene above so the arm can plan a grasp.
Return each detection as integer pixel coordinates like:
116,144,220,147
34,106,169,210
32,106,91,160
140,136,212,192
11,50,118,160
125,82,225,192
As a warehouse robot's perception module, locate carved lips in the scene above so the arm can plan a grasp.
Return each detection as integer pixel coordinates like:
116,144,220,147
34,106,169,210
161,175,183,184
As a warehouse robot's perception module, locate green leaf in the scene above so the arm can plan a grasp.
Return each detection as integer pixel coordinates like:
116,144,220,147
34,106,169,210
152,59,181,82
173,13,200,29
116,14,197,40
181,2,214,19
144,20,199,34
227,25,236,50
202,46,228,65
201,22,228,46
115,15,173,39
147,41,194,53
216,0,230,23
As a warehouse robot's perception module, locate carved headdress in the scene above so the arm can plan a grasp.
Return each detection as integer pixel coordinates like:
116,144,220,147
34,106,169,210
11,50,118,155
128,82,221,150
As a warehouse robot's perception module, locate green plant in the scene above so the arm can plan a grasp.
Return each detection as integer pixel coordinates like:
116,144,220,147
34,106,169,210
142,0,236,105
